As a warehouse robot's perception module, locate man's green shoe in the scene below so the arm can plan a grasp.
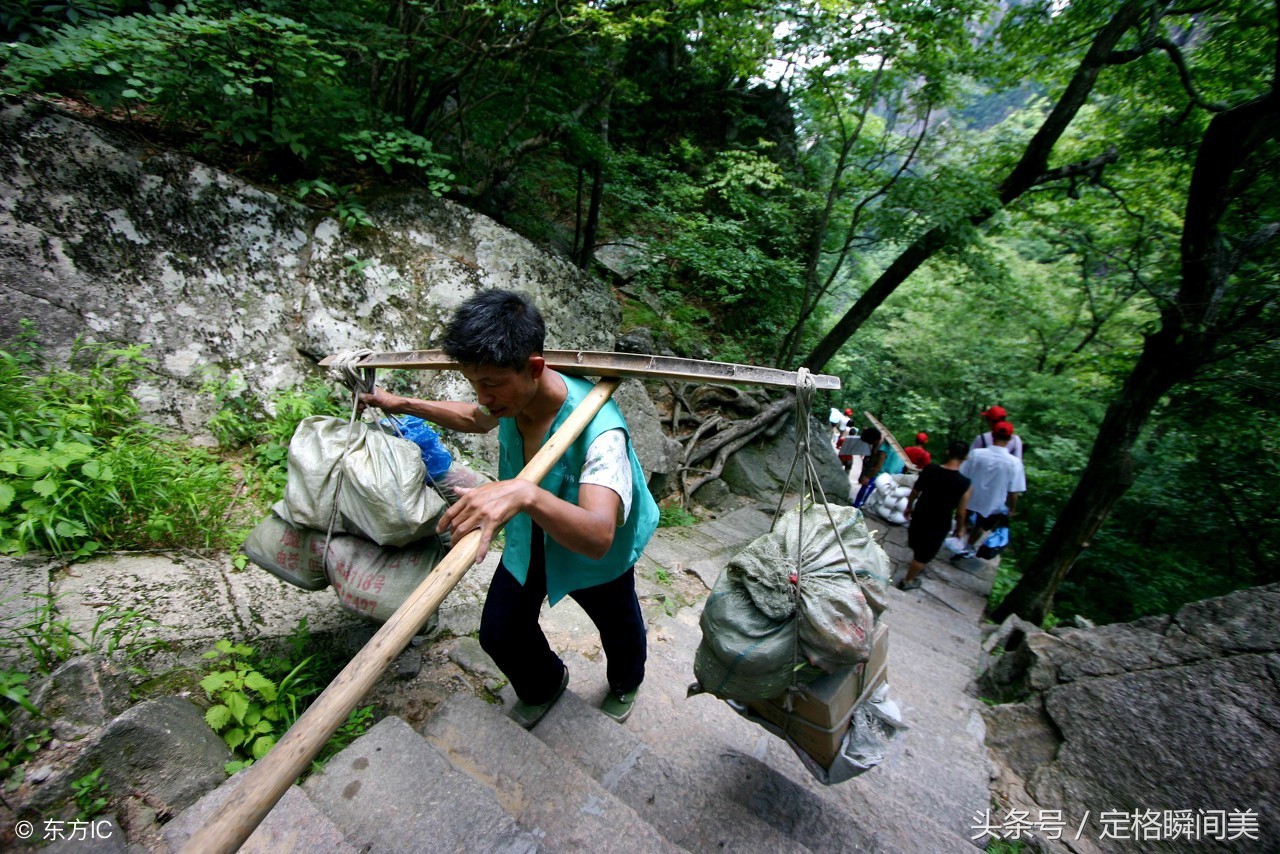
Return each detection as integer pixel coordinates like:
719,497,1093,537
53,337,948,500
510,667,569,730
601,689,638,723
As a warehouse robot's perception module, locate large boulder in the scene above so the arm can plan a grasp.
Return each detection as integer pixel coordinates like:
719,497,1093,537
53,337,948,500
980,584,1280,852
30,697,231,814
0,100,669,469
718,415,849,506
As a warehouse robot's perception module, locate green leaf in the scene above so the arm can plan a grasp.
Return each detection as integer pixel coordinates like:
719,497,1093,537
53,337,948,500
251,734,276,760
223,726,247,750
205,704,232,732
55,520,86,538
225,691,249,724
0,483,14,512
199,671,234,695
32,479,57,497
243,671,277,701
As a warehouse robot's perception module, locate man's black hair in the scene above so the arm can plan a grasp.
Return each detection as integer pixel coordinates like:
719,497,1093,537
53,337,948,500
442,289,545,369
859,426,882,446
947,440,969,461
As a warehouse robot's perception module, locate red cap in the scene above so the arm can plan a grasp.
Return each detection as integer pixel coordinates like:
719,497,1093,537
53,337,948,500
844,408,853,416
981,405,1007,421
916,432,928,444
992,421,1015,439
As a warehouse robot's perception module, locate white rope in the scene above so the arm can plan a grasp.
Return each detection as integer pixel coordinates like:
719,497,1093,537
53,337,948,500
320,349,377,570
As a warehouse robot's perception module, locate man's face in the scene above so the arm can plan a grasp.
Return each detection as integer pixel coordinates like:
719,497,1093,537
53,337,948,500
459,358,541,419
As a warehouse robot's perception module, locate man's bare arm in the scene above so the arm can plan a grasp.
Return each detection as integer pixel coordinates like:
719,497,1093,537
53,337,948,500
439,481,620,563
360,388,499,434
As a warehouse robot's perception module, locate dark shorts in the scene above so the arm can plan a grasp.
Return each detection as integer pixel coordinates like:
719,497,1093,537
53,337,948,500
907,524,948,564
972,511,1011,531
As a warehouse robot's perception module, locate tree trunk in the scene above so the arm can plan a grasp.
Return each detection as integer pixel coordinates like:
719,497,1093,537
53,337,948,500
989,325,1193,624
799,0,1150,372
992,80,1280,624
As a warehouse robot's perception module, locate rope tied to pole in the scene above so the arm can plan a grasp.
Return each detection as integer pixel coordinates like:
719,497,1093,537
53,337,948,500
319,348,376,570
773,369,864,721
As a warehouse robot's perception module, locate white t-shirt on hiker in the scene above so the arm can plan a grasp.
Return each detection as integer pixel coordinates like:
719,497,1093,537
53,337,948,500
581,428,632,524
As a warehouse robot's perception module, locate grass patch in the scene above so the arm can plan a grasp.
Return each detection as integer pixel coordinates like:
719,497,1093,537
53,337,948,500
0,330,241,558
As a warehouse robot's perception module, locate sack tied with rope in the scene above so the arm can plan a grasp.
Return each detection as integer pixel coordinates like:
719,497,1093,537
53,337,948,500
689,369,903,783
241,348,487,624
693,502,888,700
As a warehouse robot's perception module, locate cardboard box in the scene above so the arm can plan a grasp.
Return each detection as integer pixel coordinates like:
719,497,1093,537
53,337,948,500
747,622,890,768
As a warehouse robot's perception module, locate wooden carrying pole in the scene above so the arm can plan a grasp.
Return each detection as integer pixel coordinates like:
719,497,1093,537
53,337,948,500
318,349,841,391
180,378,622,854
863,411,918,473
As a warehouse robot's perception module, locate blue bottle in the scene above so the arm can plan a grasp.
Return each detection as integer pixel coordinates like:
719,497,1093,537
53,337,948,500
382,416,452,480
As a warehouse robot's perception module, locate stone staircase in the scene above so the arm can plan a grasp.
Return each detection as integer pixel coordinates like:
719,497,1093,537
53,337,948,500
162,505,994,853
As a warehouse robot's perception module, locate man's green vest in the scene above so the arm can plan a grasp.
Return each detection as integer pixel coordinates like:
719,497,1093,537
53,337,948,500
498,374,659,604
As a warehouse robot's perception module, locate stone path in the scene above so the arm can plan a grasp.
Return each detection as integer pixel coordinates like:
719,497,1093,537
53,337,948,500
3,497,996,852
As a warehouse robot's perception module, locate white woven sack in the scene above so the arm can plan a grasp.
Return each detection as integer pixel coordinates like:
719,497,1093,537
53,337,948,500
283,415,447,547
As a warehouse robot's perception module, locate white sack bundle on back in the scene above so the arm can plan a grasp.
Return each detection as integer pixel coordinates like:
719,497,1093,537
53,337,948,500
281,415,447,547
693,503,889,701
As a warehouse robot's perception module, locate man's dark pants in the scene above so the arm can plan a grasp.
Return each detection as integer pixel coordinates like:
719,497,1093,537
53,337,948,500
479,525,646,705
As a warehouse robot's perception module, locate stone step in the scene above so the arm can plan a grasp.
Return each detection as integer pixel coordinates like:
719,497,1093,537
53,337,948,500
303,716,540,852
163,776,355,853
641,506,774,589
641,610,983,853
419,693,681,852
532,686,813,853
561,636,882,852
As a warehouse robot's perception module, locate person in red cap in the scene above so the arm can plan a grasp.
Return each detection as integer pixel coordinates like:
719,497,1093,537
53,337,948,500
903,431,931,469
971,405,1023,459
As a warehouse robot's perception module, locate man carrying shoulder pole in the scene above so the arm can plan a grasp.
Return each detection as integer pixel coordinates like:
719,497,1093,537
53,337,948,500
361,290,659,727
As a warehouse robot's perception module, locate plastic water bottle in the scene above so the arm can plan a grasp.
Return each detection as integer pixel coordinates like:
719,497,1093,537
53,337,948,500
382,416,453,480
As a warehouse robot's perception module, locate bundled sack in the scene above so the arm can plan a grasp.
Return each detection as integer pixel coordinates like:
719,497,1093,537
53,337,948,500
242,510,331,591
324,532,446,623
693,503,890,701
242,509,446,624
281,415,447,547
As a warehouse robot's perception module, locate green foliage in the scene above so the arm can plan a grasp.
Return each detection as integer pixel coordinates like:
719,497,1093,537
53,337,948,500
0,593,166,676
70,767,110,821
0,669,47,793
985,839,1024,854
198,620,373,776
202,372,344,502
658,505,697,528
200,637,309,774
0,2,452,194
0,337,239,556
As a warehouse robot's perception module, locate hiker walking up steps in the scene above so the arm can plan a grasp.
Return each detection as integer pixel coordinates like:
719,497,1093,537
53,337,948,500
956,420,1025,559
360,290,659,728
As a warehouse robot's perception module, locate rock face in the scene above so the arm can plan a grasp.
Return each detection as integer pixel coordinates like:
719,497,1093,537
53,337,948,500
0,101,680,477
716,415,849,507
980,584,1280,852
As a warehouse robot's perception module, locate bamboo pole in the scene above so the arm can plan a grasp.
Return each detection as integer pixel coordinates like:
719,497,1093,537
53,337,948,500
180,378,623,854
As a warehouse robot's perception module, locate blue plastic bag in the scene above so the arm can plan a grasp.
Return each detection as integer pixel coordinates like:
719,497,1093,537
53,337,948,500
382,416,452,480
977,525,1010,559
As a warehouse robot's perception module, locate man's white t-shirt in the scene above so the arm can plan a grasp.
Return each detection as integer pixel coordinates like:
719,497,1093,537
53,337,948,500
581,428,632,524
959,445,1026,517
971,431,1024,459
